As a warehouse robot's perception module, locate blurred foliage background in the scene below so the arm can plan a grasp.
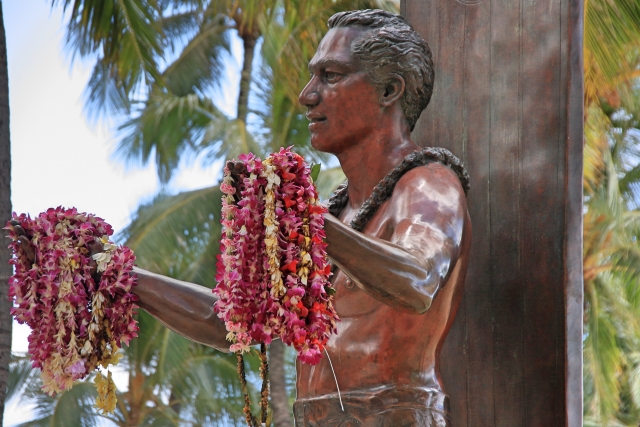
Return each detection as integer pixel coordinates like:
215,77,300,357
3,0,640,425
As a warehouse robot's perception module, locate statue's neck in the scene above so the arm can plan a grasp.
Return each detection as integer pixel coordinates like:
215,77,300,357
337,135,420,208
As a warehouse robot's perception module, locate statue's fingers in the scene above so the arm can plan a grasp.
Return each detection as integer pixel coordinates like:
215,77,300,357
226,161,248,180
17,235,35,264
12,224,26,237
88,258,98,278
87,241,104,257
233,162,248,175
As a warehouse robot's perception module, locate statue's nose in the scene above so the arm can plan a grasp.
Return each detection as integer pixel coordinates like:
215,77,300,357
299,80,320,108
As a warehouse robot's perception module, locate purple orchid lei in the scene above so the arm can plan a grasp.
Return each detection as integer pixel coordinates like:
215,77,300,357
7,207,138,412
214,147,339,366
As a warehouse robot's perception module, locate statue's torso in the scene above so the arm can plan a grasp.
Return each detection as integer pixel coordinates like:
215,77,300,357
296,165,470,400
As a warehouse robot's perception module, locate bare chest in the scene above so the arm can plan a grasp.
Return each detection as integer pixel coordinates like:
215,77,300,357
331,203,393,318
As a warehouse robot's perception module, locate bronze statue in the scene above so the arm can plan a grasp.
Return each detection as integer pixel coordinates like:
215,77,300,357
137,10,471,426
13,9,471,427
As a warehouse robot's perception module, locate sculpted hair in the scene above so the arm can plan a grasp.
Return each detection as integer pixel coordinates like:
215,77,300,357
328,9,434,131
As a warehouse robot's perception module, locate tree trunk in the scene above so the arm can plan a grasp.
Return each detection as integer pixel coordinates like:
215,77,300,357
269,340,293,427
237,34,256,123
0,2,12,425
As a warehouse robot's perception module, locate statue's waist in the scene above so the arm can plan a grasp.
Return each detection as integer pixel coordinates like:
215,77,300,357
297,355,440,397
293,386,450,427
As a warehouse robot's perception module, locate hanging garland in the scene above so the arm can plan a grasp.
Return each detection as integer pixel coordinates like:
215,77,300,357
215,147,339,426
6,207,138,414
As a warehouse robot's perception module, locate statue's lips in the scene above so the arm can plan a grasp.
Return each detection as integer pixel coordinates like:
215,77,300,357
306,114,326,131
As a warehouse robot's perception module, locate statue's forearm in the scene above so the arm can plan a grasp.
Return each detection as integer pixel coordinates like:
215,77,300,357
132,267,230,351
324,214,446,314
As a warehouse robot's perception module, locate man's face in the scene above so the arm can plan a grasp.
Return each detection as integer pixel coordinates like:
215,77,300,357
299,27,383,154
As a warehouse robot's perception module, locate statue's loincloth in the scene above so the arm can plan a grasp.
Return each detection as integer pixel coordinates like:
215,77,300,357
293,386,450,427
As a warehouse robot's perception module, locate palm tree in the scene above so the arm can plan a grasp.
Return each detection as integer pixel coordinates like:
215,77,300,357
582,0,640,418
117,0,399,183
0,2,12,425
583,0,640,192
583,149,640,424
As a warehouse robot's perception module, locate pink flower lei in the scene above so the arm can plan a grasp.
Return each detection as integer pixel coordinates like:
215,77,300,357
214,148,339,365
7,207,138,412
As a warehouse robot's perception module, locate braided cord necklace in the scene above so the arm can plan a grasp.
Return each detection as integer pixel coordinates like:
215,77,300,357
327,147,470,232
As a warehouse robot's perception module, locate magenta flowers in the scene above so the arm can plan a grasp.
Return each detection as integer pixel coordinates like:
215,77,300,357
7,207,137,412
214,148,339,365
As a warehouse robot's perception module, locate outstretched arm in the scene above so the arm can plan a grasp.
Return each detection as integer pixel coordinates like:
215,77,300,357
324,164,469,314
7,222,232,351
132,267,230,351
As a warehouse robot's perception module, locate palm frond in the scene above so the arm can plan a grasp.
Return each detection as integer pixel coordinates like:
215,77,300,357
584,0,640,102
117,91,228,182
17,381,99,427
584,106,640,423
168,351,246,420
584,275,624,421
52,0,164,120
162,7,230,96
121,185,222,285
160,11,201,43
585,104,611,194
273,0,398,105
7,354,39,403
84,58,134,120
203,118,263,161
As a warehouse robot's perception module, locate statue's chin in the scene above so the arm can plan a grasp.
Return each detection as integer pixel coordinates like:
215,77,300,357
309,133,330,153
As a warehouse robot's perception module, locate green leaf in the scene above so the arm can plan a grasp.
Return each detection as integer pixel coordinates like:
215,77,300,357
314,166,346,200
310,163,321,182
117,91,227,182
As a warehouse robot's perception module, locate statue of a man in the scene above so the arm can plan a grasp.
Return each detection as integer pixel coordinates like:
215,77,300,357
136,9,471,427
16,9,471,427
290,10,471,426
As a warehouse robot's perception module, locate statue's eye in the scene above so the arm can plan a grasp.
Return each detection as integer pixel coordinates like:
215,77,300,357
325,72,342,83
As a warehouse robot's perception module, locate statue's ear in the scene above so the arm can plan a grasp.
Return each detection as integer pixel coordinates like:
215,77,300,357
380,76,405,108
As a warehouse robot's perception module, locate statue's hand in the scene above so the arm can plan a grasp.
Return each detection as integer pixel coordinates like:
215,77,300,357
8,219,36,264
8,219,105,281
226,160,248,203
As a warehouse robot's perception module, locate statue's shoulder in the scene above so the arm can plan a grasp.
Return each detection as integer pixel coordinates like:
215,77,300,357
392,161,468,209
387,146,470,206
326,148,469,230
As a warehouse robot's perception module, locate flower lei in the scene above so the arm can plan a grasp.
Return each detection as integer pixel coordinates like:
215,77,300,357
215,147,338,362
214,148,338,426
7,207,138,414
